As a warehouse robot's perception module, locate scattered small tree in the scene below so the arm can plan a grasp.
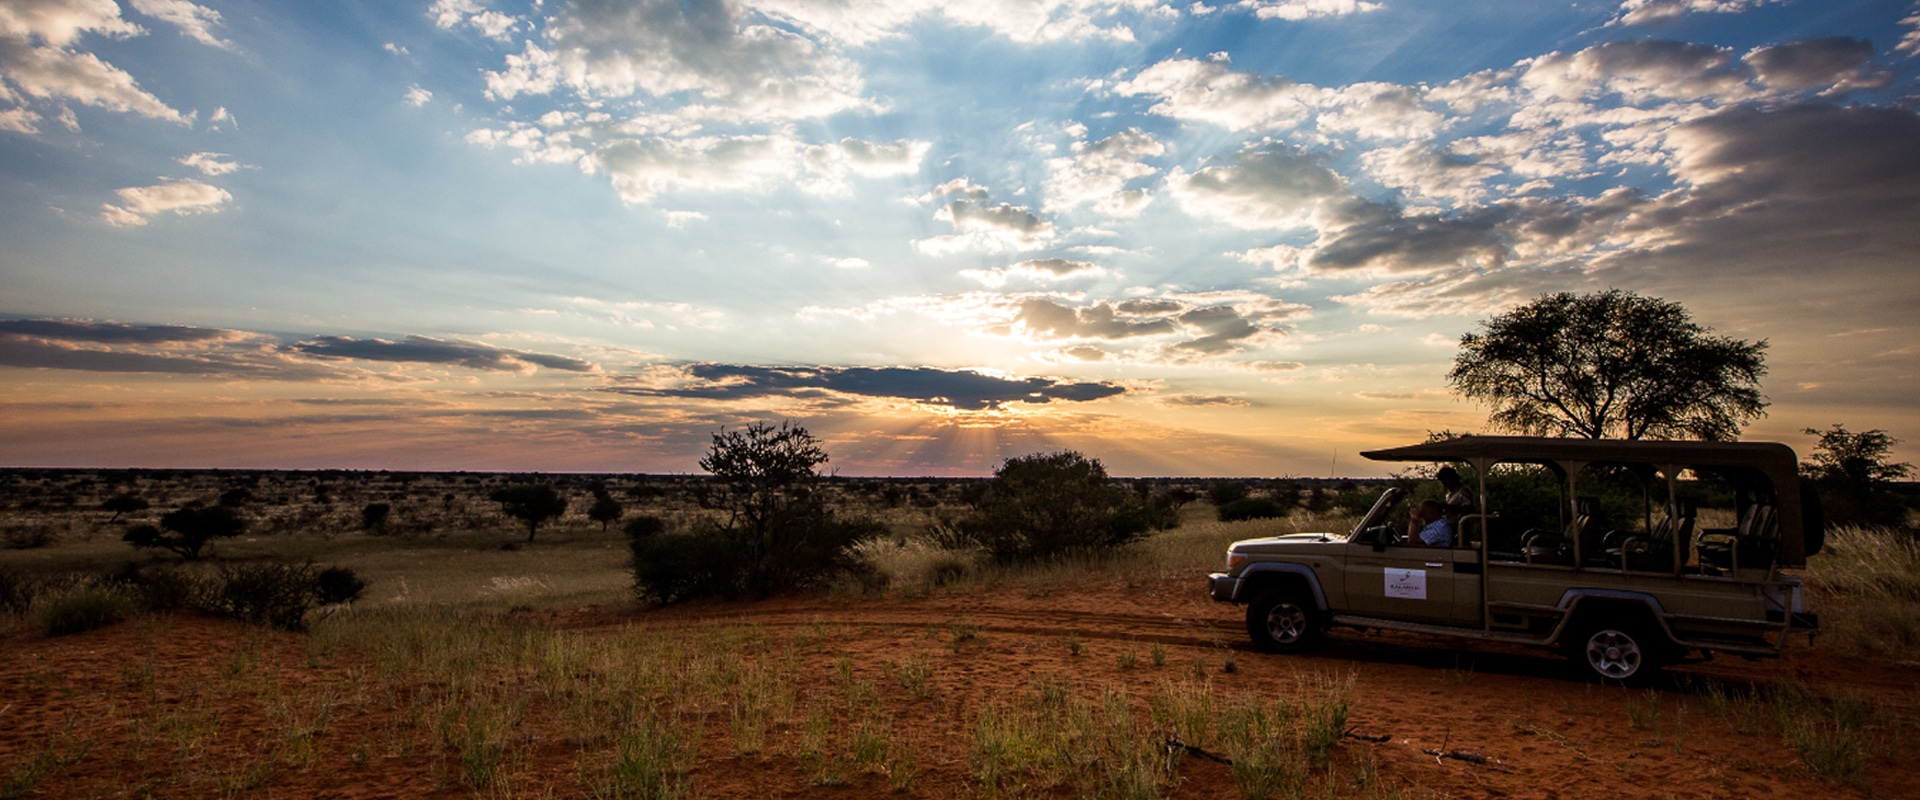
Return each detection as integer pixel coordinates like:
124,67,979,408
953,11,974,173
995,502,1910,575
491,483,568,543
361,501,392,532
588,493,625,532
123,504,245,560
958,450,1168,563
1803,424,1913,526
1449,290,1768,440
101,493,149,522
632,422,880,602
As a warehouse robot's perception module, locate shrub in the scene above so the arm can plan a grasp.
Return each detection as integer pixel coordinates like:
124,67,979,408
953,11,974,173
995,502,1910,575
2,524,55,550
314,566,368,605
34,581,134,636
958,451,1167,563
107,562,206,611
0,566,33,614
1207,481,1252,507
213,562,317,631
589,494,625,531
1218,497,1289,522
630,530,741,604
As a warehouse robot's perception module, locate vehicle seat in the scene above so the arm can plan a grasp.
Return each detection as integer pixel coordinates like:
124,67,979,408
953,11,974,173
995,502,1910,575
1522,512,1588,566
1610,507,1693,572
1698,504,1776,572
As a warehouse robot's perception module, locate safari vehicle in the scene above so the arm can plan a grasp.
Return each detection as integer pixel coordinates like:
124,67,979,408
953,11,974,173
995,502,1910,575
1207,436,1823,682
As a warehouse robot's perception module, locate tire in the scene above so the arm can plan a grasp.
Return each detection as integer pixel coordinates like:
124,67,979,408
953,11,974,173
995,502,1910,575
1566,620,1661,684
1246,586,1322,654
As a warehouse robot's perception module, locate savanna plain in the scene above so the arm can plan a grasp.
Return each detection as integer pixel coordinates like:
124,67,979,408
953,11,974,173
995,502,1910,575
2,470,1916,799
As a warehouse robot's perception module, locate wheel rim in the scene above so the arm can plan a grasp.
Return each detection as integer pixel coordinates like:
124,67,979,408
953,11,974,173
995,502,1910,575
1265,602,1309,644
1584,629,1642,679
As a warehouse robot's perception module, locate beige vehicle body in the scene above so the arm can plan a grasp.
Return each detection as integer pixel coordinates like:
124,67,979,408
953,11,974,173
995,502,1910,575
1207,436,1823,682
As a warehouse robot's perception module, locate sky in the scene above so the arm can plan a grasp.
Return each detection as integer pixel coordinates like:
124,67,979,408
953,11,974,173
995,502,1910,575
1,0,1917,477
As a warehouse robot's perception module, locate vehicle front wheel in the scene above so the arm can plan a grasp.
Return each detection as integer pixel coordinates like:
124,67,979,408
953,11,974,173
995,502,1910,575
1246,587,1322,654
1567,622,1661,684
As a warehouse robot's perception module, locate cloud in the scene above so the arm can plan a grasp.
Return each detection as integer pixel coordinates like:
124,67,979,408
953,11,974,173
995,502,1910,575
0,318,241,344
1901,11,1920,56
404,85,433,107
292,335,597,373
1165,144,1352,230
962,258,1104,287
0,319,340,380
614,363,1125,409
1744,38,1888,96
430,0,520,42
1158,393,1250,407
1044,127,1164,217
0,0,190,126
99,178,231,226
127,0,228,48
178,152,241,175
915,195,1057,255
1235,0,1380,20
1110,55,1315,132
1610,0,1783,27
1014,298,1180,340
800,136,931,193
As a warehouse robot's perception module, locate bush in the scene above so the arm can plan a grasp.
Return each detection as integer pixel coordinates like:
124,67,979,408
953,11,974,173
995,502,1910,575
958,451,1169,563
0,566,33,614
630,530,741,604
34,581,134,636
213,562,317,631
107,562,206,611
314,566,368,605
1207,481,1252,507
2,524,55,550
1217,497,1289,522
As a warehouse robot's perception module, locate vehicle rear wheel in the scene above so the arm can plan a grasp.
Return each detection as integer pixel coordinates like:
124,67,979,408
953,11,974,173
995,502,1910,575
1567,622,1660,684
1246,587,1322,654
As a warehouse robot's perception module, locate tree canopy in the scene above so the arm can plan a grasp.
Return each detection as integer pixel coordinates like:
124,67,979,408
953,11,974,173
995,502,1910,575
1447,290,1767,441
491,484,568,542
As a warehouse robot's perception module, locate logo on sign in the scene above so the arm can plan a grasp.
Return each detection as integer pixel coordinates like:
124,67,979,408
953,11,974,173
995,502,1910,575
1385,568,1427,600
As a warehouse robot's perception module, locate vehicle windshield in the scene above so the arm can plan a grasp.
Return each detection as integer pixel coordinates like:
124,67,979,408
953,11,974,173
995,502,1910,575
1347,487,1406,541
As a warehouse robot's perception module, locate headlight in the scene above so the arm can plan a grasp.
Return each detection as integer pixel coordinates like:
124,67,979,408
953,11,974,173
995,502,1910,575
1226,551,1248,571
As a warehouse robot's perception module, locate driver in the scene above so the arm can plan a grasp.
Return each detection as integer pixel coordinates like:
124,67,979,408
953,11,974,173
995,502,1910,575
1405,499,1454,547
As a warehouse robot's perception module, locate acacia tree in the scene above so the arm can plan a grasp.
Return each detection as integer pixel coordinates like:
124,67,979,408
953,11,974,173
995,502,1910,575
1803,424,1913,525
124,504,245,560
491,483,568,542
1448,290,1768,440
959,450,1167,562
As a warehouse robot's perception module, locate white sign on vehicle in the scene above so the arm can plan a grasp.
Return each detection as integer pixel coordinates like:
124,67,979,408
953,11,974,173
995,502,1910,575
1384,568,1427,600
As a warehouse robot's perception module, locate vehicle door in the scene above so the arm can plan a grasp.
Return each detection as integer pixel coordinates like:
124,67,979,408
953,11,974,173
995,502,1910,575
1345,537,1461,624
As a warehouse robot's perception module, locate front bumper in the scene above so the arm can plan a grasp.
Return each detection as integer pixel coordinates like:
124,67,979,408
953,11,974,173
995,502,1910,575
1207,572,1239,603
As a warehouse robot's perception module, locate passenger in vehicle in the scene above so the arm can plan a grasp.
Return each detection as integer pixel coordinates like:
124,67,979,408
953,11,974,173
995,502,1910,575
1406,500,1454,547
1435,467,1474,520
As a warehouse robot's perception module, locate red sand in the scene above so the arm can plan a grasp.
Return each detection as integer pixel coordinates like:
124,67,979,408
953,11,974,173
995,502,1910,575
3,576,1912,798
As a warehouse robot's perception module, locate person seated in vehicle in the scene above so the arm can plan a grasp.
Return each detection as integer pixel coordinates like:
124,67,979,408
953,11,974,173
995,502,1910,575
1405,500,1455,547
1435,466,1474,520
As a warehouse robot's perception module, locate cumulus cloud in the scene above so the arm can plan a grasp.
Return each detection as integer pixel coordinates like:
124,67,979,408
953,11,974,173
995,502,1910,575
1609,0,1784,27
1110,55,1315,131
1165,144,1353,230
178,152,241,175
1235,0,1380,20
1744,38,1888,96
1014,298,1180,340
1011,291,1303,357
0,0,190,127
128,0,228,48
404,85,433,107
614,363,1125,409
291,335,597,373
915,194,1057,255
99,178,231,226
962,258,1104,287
430,0,520,41
1044,127,1163,216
